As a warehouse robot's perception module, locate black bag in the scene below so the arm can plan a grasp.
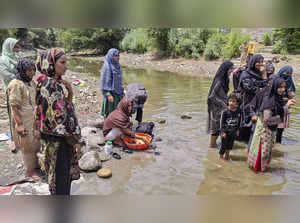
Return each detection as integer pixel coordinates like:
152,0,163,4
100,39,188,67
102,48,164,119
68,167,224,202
135,122,155,136
125,83,147,105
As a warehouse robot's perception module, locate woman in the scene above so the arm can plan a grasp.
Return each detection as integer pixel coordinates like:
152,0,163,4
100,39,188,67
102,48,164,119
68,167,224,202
238,54,268,142
103,97,149,147
248,77,295,173
207,61,234,148
276,66,296,143
266,63,275,78
0,38,21,153
0,38,20,88
100,48,123,118
6,58,40,180
35,49,81,195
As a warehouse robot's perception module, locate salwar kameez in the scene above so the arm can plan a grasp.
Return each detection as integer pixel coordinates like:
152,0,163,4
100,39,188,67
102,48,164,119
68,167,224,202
248,117,276,172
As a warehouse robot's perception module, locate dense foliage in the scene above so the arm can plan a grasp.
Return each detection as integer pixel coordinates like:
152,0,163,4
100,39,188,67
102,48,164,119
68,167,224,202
0,28,299,60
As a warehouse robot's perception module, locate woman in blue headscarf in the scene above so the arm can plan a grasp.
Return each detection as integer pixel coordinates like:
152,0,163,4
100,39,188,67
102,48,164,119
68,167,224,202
276,66,296,143
100,48,124,118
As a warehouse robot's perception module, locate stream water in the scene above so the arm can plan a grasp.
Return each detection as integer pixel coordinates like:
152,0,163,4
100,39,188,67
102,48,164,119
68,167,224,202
68,58,300,195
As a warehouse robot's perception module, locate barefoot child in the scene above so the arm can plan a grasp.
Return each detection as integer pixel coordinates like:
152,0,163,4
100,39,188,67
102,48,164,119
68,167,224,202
219,93,241,160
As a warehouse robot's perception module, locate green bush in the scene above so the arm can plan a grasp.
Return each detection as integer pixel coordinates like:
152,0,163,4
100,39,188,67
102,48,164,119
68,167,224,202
272,28,300,53
263,33,272,46
168,28,213,59
57,28,127,54
120,29,154,54
272,40,286,54
146,28,171,57
204,33,227,60
221,32,250,60
0,29,10,49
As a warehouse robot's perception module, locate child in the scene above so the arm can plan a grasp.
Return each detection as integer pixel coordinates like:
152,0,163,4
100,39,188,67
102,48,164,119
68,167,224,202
219,93,241,160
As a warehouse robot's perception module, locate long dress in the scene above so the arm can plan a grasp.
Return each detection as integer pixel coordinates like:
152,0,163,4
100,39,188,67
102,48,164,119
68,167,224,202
248,108,287,172
7,79,40,171
35,75,81,195
207,81,227,135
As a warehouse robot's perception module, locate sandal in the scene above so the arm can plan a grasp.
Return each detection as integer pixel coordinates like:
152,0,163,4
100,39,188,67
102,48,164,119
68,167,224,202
112,152,121,160
122,148,133,154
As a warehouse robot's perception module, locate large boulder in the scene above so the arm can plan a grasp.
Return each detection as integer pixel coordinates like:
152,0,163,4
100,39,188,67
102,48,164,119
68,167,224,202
87,117,105,129
81,127,106,151
78,151,102,172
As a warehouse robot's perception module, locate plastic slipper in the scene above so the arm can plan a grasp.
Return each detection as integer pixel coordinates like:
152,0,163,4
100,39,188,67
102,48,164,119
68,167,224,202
112,152,121,160
122,148,133,154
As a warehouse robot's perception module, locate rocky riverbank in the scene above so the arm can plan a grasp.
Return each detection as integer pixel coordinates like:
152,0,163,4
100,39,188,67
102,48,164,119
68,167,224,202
73,45,300,83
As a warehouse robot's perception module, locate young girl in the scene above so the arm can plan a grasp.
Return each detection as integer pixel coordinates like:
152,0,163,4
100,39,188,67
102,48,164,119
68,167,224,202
276,66,295,143
6,58,40,180
248,77,296,173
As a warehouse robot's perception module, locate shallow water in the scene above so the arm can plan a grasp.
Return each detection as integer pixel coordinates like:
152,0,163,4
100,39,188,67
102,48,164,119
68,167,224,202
68,57,300,195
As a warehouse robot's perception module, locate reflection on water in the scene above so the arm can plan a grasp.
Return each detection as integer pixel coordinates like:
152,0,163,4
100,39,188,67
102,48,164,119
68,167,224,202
69,57,300,195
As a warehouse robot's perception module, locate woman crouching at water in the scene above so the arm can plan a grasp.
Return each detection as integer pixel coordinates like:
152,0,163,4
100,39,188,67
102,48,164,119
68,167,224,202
248,77,296,173
207,61,234,148
35,49,81,195
103,97,149,147
6,58,41,180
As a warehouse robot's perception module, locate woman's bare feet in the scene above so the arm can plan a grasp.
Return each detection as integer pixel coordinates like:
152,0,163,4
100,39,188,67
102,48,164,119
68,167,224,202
26,170,41,182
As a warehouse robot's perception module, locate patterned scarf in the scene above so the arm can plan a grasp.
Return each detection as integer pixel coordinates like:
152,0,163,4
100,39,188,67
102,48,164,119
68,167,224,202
36,48,65,77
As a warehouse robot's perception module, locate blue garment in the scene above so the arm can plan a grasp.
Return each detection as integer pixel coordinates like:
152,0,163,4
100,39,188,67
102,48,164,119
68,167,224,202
100,48,123,96
277,66,295,93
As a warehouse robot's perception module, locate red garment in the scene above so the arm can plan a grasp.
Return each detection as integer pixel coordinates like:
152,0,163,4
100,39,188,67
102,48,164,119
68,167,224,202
254,140,262,173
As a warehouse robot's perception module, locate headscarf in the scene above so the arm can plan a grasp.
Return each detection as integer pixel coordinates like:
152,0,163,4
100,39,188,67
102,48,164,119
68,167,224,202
277,66,295,93
0,38,19,73
102,98,133,136
246,54,264,80
16,58,36,83
207,61,233,98
36,48,65,78
266,64,275,77
100,48,123,96
259,76,285,119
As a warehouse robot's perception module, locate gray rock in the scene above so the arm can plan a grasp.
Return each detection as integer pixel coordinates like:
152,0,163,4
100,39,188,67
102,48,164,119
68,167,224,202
154,137,162,142
89,117,104,129
181,115,192,119
81,126,98,138
81,127,106,149
79,151,102,172
86,134,105,147
158,119,166,124
149,142,157,150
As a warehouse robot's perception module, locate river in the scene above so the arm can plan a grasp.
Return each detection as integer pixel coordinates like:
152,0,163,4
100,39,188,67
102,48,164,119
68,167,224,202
68,57,300,195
